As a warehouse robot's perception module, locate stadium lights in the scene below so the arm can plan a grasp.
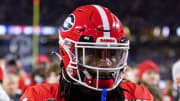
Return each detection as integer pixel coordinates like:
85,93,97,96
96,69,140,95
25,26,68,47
176,27,180,37
0,25,6,35
33,26,41,35
153,26,161,37
8,25,24,35
41,26,56,35
24,26,33,35
0,25,60,35
162,26,170,37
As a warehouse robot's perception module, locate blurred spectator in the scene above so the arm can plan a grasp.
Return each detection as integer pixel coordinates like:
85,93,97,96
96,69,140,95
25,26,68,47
162,80,174,101
32,54,50,84
172,60,180,101
3,73,21,101
18,73,35,94
6,59,22,75
123,66,139,83
5,59,27,80
45,62,60,84
138,60,162,101
4,59,30,94
32,61,48,84
34,54,50,65
0,65,10,101
18,54,50,93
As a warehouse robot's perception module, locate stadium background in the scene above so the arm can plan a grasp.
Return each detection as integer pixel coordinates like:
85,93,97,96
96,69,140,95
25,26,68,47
0,0,179,88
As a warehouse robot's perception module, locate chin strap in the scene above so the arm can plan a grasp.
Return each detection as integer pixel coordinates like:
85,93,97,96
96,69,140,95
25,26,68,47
101,88,107,101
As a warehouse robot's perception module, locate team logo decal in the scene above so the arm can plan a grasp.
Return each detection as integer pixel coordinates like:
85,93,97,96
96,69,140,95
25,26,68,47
22,97,28,101
46,98,56,101
62,14,75,31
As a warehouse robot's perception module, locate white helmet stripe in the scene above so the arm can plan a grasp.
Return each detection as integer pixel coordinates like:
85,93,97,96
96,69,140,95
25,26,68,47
93,5,110,37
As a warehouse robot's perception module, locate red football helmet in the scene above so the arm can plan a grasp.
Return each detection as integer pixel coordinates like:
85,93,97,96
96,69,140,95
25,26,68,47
59,5,129,91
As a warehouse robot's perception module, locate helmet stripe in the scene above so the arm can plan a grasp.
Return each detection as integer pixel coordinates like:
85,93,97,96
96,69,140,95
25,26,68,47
93,5,110,37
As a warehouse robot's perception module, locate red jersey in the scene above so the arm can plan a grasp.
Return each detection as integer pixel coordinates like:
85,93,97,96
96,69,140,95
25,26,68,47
120,81,153,101
21,81,153,101
21,83,60,101
18,73,36,93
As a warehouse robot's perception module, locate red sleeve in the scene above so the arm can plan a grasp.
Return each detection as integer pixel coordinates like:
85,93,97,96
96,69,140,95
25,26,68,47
20,83,60,101
121,81,154,101
133,84,154,101
20,86,42,101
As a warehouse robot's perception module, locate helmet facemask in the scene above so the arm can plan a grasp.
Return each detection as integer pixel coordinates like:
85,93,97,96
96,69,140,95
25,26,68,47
60,37,129,91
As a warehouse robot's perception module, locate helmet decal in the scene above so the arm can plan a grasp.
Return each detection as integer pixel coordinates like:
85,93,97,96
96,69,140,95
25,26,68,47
93,5,110,37
62,14,75,31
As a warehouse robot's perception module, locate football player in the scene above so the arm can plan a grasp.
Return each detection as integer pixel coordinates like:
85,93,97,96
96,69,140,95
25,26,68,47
21,5,153,101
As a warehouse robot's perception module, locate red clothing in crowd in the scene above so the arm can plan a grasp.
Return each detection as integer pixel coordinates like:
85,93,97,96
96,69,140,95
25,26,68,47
18,73,36,93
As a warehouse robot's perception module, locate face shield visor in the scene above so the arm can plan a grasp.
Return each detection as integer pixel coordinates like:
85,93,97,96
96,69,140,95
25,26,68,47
63,38,129,91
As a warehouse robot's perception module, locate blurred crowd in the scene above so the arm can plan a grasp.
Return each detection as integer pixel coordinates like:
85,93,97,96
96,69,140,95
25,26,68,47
0,54,180,101
0,0,179,27
0,54,61,101
124,60,180,101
